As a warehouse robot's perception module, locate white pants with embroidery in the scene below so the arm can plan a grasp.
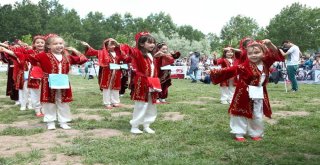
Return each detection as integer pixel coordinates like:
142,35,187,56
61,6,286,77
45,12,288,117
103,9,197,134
19,81,30,108
42,90,71,123
220,85,235,102
103,89,120,105
29,88,41,113
230,99,264,138
130,94,157,128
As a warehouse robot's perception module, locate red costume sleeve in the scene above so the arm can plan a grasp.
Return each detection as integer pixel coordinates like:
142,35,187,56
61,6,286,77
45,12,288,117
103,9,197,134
210,65,238,85
84,47,99,57
263,48,285,67
158,55,174,67
213,58,225,65
68,53,88,65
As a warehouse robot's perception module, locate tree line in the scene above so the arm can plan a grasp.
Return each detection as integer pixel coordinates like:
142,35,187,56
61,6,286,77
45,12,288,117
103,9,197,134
0,0,319,56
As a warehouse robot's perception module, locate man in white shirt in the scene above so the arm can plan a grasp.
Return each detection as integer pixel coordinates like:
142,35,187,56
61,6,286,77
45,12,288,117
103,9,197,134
280,40,301,92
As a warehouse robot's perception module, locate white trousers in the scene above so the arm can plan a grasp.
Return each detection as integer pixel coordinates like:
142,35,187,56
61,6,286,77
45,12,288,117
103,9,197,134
103,89,120,105
19,81,29,108
130,94,157,127
220,85,235,102
230,99,264,137
42,90,71,123
29,88,42,113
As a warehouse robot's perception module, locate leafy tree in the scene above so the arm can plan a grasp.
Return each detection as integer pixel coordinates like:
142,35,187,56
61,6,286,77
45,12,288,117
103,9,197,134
152,31,210,57
177,25,205,42
266,3,320,51
145,12,176,37
0,4,15,41
206,33,222,52
81,12,108,49
220,15,259,47
21,34,32,45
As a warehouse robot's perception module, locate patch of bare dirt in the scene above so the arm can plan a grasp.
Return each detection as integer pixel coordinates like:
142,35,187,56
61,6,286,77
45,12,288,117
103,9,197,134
83,129,122,138
40,152,83,165
73,113,104,121
177,101,206,105
162,112,185,121
198,108,207,111
306,99,320,105
0,95,7,99
119,104,134,109
270,100,287,107
0,127,122,158
111,112,132,117
76,108,105,112
0,129,79,157
0,120,44,131
264,111,310,125
198,97,216,100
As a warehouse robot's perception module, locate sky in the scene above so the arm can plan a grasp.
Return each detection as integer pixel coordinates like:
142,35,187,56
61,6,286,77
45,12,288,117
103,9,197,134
1,0,320,34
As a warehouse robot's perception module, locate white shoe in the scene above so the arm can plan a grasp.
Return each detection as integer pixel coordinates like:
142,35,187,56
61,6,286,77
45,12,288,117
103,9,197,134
27,105,33,110
60,123,71,129
20,106,26,111
160,99,166,103
220,100,228,104
143,127,155,134
156,99,161,103
15,101,20,105
130,127,143,134
47,122,56,130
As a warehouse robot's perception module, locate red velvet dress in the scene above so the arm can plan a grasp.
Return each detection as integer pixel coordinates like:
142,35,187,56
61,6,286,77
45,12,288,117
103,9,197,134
128,47,159,103
85,45,130,90
17,51,87,103
210,49,284,119
213,58,238,87
24,49,43,89
156,55,175,99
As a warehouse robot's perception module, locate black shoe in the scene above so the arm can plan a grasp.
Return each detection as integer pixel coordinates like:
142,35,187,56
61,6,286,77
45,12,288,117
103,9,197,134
191,80,197,83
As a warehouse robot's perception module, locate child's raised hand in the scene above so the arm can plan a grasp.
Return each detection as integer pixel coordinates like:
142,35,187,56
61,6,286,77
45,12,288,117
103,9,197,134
154,51,164,57
262,39,271,45
80,41,90,47
65,47,75,51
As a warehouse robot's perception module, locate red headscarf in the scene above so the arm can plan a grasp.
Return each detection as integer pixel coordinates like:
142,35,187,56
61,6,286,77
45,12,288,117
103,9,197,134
98,38,120,67
135,31,150,47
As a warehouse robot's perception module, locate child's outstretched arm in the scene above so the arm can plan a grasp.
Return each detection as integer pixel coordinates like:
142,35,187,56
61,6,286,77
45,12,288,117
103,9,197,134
206,65,238,85
0,46,18,59
263,39,285,63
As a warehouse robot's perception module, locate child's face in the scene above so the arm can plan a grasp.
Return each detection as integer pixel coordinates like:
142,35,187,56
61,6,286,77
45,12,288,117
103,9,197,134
247,46,264,64
226,50,234,58
48,37,65,54
141,41,155,52
159,45,168,53
34,39,45,51
107,42,116,51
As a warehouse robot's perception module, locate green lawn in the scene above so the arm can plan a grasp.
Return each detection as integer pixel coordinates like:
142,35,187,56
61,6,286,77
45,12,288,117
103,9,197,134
0,72,319,165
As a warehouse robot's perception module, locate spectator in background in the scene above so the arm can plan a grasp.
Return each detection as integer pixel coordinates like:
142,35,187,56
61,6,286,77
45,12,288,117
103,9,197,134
279,40,301,92
302,54,313,70
187,51,200,83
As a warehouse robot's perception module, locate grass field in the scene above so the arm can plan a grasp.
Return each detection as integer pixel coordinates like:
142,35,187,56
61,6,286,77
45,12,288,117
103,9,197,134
0,72,319,165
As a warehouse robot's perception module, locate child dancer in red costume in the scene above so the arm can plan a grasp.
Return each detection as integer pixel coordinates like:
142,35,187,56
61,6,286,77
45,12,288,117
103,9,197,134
212,46,241,104
1,41,31,111
154,42,180,103
207,39,284,141
81,38,130,109
26,35,46,117
124,32,160,134
4,35,88,130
